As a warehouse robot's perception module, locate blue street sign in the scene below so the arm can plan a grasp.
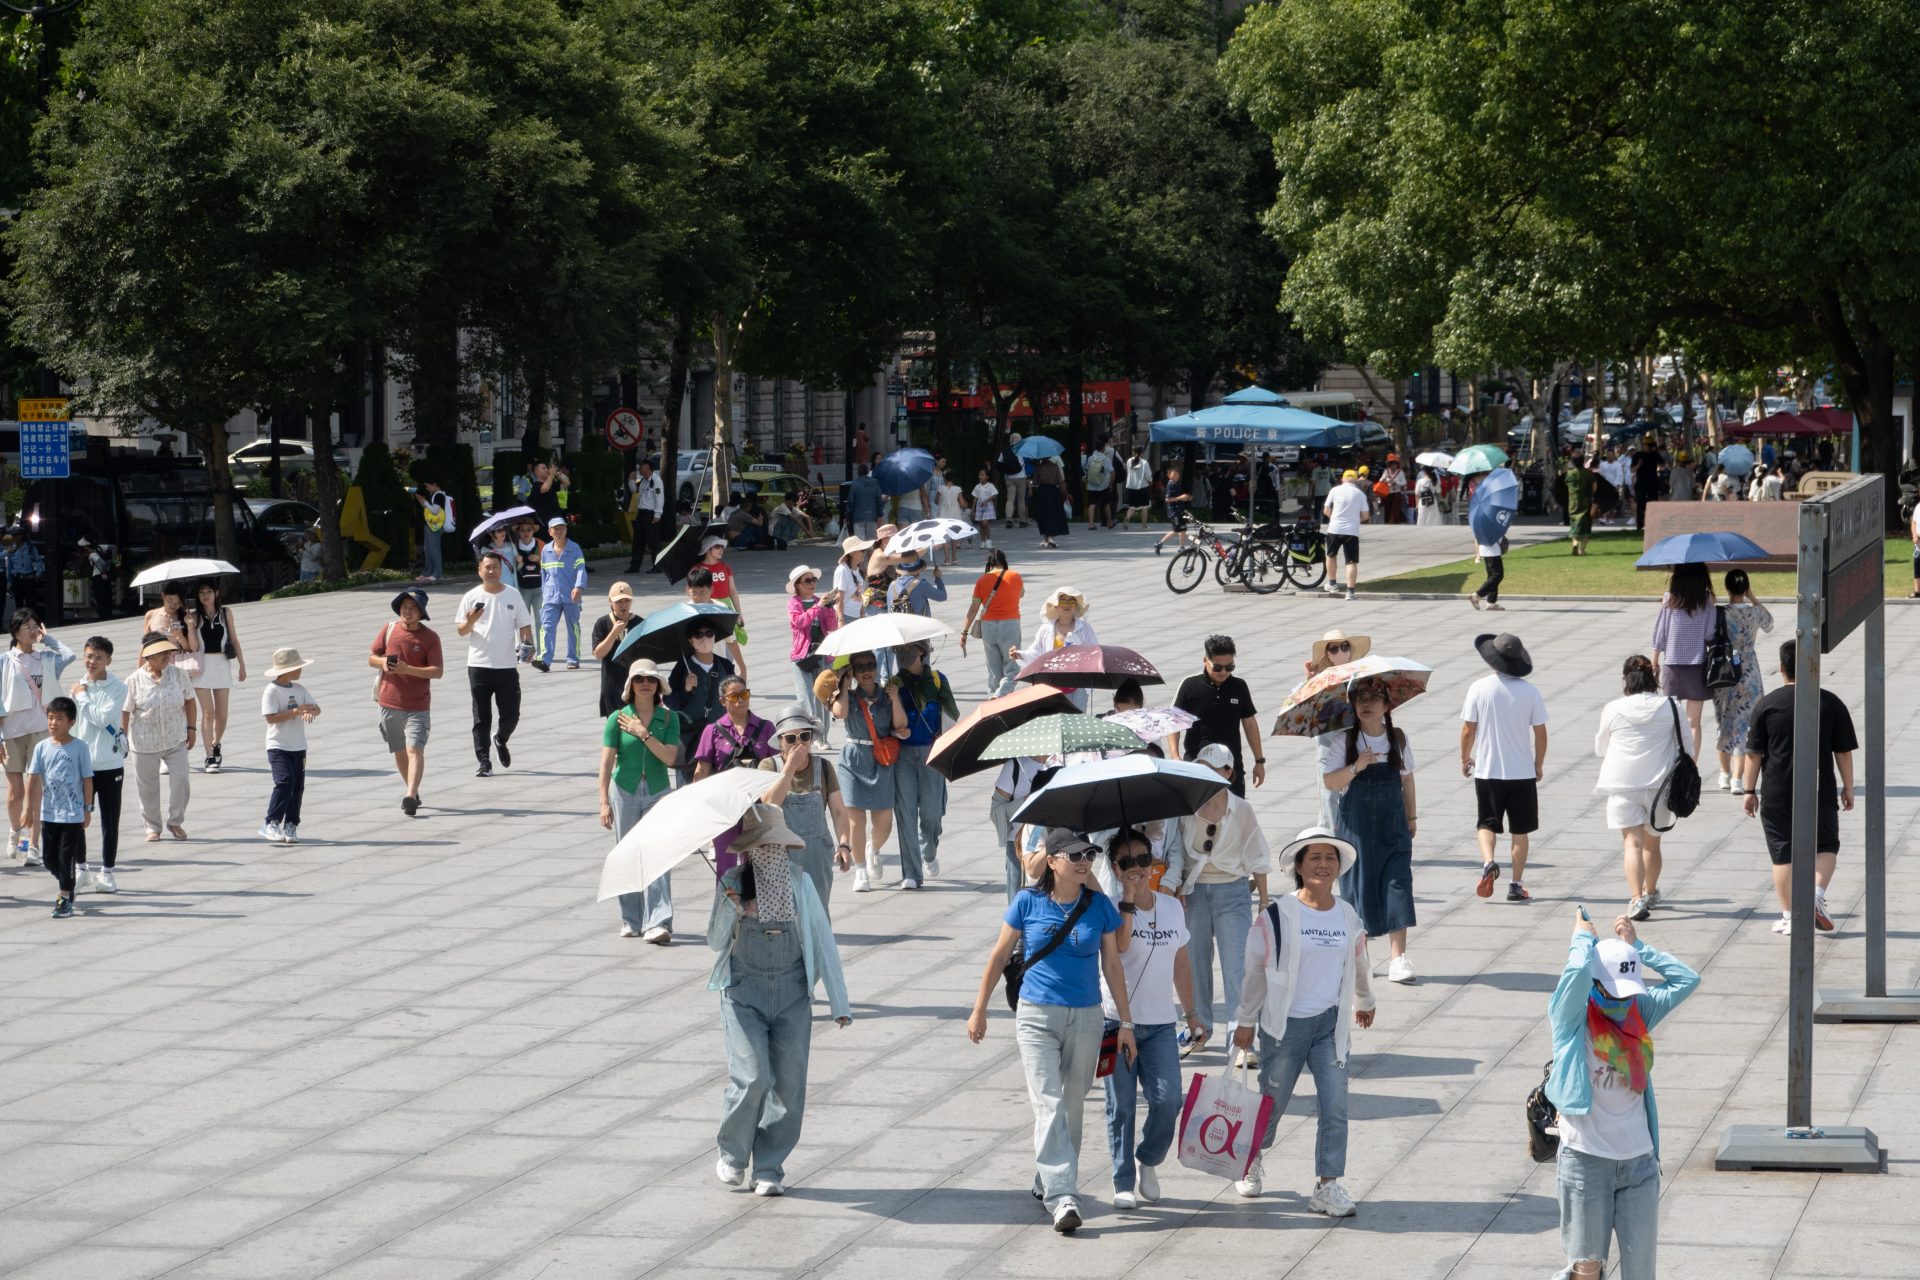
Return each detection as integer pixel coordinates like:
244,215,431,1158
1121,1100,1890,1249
19,420,71,479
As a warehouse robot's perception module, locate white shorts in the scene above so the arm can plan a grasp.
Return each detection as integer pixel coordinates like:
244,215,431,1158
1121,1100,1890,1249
192,652,233,691
1606,788,1668,831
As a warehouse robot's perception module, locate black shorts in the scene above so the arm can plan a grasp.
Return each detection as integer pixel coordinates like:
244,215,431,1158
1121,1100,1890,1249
1326,533,1360,563
1124,486,1151,509
1475,777,1539,835
1759,804,1840,865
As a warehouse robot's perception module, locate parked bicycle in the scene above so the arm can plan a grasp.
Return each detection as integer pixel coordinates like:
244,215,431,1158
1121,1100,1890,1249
1212,511,1287,595
1164,518,1239,594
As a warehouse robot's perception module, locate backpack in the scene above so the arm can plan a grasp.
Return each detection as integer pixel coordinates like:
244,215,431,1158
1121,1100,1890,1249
1085,451,1110,488
997,447,1023,478
1653,698,1701,828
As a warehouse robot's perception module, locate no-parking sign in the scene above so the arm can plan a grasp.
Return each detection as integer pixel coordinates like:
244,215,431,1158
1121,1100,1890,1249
604,407,644,451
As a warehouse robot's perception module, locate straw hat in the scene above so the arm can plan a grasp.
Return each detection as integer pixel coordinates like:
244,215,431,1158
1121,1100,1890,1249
786,564,822,594
1278,826,1359,878
263,648,313,679
736,802,805,850
840,534,874,558
1042,586,1089,620
1310,629,1372,670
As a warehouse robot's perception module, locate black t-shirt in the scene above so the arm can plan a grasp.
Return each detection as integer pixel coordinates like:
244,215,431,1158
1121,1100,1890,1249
1174,672,1257,762
591,612,641,718
1631,449,1663,493
1746,684,1858,810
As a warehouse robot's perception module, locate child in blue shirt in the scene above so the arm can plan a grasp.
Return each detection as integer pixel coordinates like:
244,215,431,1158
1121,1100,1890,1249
27,697,94,918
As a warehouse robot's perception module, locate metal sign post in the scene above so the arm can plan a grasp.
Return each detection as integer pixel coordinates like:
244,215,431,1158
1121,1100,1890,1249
19,396,69,627
1717,475,1886,1173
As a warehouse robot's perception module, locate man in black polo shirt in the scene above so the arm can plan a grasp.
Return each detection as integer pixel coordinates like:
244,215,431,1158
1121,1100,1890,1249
1742,639,1856,935
1174,635,1265,797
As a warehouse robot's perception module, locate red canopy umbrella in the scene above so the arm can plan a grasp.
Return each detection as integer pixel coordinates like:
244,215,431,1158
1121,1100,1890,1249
1724,410,1853,438
1016,644,1164,691
1800,407,1855,434
928,685,1077,781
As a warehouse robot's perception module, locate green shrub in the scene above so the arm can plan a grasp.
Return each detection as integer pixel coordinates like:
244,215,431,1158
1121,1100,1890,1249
490,448,522,512
420,443,481,568
564,435,625,547
353,441,414,571
262,568,411,600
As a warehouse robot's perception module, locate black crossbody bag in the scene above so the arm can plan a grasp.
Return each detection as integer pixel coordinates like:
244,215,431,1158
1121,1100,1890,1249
1003,888,1092,1011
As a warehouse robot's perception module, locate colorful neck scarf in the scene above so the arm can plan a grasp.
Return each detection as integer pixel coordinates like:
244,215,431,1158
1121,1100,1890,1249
1587,994,1653,1093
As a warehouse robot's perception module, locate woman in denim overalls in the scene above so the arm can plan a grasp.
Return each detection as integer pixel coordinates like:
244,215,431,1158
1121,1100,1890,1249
708,803,851,1197
757,707,853,911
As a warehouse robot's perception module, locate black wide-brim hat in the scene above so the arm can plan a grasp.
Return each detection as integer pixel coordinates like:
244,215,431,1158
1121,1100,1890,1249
1473,632,1533,678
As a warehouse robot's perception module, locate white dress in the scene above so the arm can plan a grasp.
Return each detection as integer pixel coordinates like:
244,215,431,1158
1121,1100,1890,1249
1415,475,1444,526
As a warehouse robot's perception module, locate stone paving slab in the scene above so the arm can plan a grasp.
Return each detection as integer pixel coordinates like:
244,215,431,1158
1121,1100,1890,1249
0,520,1915,1278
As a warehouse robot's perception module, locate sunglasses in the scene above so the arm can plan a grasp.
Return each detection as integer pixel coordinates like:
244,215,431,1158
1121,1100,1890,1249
723,690,752,703
797,575,818,583
688,632,718,643
1201,821,1217,855
781,731,815,745
1057,849,1098,865
851,663,878,673
1210,662,1235,673
1114,853,1154,872
1325,642,1352,655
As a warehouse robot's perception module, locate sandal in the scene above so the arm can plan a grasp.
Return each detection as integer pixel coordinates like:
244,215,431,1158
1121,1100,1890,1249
146,830,162,843
168,825,188,841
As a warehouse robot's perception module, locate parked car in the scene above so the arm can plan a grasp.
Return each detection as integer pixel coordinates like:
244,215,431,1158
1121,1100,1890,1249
227,438,350,478
246,497,322,559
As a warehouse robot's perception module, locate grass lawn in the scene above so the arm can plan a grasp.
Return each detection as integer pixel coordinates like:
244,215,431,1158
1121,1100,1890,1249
1361,530,1918,598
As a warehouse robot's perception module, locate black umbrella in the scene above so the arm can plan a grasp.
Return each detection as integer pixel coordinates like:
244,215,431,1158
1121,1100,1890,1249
652,521,727,585
1012,756,1227,831
614,601,739,664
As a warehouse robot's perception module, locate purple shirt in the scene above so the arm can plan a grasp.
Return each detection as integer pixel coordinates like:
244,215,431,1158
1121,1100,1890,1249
1650,596,1714,666
698,714,777,875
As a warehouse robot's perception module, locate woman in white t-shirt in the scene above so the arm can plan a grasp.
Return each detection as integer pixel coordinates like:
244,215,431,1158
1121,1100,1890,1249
970,468,999,550
1101,827,1206,1210
1318,678,1418,983
1162,742,1271,1048
1230,828,1375,1214
933,477,966,564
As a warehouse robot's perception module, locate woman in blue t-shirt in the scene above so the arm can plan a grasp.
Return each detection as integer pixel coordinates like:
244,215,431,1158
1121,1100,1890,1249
968,827,1137,1235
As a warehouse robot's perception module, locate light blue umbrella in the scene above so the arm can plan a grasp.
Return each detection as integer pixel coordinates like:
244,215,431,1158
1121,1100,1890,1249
1448,443,1510,476
1469,467,1520,546
872,447,936,496
1717,443,1756,476
1014,435,1063,460
1634,531,1771,568
613,600,738,662
1148,404,1357,450
1221,386,1291,406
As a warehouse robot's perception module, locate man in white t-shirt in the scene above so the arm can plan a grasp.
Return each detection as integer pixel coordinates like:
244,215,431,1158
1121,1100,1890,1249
1321,470,1371,601
455,549,535,778
1459,632,1549,903
1100,829,1206,1208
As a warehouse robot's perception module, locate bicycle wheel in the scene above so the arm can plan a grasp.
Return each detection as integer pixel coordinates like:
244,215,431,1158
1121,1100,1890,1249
1213,543,1240,587
1285,550,1327,590
1241,543,1287,595
1166,546,1208,594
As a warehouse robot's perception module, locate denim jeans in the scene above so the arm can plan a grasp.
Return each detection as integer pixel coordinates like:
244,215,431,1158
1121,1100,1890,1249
979,618,1023,697
992,790,1024,901
1254,1005,1348,1178
891,744,945,881
1014,1001,1102,1212
612,781,670,934
423,529,442,579
1104,1020,1180,1192
791,662,830,744
717,917,813,1183
265,748,306,828
540,597,582,664
1555,1147,1660,1280
1184,879,1252,1035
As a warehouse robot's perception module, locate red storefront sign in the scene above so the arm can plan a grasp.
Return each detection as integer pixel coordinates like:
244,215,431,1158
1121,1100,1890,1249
908,381,1132,420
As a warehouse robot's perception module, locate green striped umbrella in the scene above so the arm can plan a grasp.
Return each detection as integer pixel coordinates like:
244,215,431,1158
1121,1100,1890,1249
981,713,1145,761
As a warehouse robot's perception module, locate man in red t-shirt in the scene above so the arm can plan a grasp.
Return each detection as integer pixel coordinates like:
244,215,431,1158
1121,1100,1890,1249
368,588,444,816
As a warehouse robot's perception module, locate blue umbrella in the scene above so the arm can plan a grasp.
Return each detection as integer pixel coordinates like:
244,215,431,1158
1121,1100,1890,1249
1469,467,1520,546
614,600,738,662
1717,443,1756,476
1014,435,1063,460
1221,386,1290,406
872,447,936,496
1149,405,1357,450
1635,532,1771,568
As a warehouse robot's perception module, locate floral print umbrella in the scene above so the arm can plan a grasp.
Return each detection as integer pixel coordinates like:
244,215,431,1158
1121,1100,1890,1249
1271,655,1434,738
1105,706,1198,745
1016,644,1163,690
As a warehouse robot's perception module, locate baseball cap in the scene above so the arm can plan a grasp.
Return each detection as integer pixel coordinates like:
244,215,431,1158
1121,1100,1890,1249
1194,742,1235,772
547,515,568,529
1342,469,1359,482
1591,938,1648,998
607,581,635,601
1043,828,1098,859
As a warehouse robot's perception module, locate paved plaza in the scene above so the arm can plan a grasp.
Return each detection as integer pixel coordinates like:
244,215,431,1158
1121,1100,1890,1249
1,522,1917,1279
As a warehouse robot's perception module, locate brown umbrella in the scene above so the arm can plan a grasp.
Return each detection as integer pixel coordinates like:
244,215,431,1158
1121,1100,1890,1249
1015,644,1163,691
928,685,1077,781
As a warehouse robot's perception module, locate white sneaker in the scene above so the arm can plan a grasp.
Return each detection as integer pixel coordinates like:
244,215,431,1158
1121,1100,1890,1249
1235,1156,1264,1198
1468,594,1485,611
899,878,920,891
4,830,21,863
853,867,872,892
1717,770,1732,791
1113,1189,1138,1210
1772,916,1792,935
279,825,300,845
1310,1179,1358,1217
620,924,641,938
23,845,41,868
1137,1163,1161,1203
753,1180,785,1197
1051,1198,1082,1233
1387,954,1415,984
1730,777,1746,796
1322,581,1339,594
865,853,884,884
715,1156,747,1187
642,927,671,944
96,867,117,894
923,857,941,878
74,863,99,894
257,823,282,843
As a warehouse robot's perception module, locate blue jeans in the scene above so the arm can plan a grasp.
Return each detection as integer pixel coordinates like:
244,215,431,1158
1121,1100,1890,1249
992,790,1024,901
891,744,945,881
1555,1147,1659,1280
540,597,581,664
979,618,1022,697
1184,879,1252,1036
423,529,442,579
612,781,670,934
1104,1020,1180,1192
1014,1001,1102,1213
717,918,813,1183
1254,1006,1348,1178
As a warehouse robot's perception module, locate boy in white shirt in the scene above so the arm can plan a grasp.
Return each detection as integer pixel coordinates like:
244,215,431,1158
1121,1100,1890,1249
69,636,129,894
259,648,321,843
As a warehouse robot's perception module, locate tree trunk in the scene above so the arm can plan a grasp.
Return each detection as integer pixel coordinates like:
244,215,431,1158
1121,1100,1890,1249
934,322,954,441
661,307,693,527
521,368,547,460
308,404,349,580
1065,364,1085,497
409,325,462,448
191,424,241,565
712,309,738,511
1811,289,1898,522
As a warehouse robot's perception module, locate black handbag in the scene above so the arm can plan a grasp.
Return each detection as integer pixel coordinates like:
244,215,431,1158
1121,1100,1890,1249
1653,698,1701,828
1525,1060,1560,1162
1704,606,1740,690
1002,888,1092,1010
